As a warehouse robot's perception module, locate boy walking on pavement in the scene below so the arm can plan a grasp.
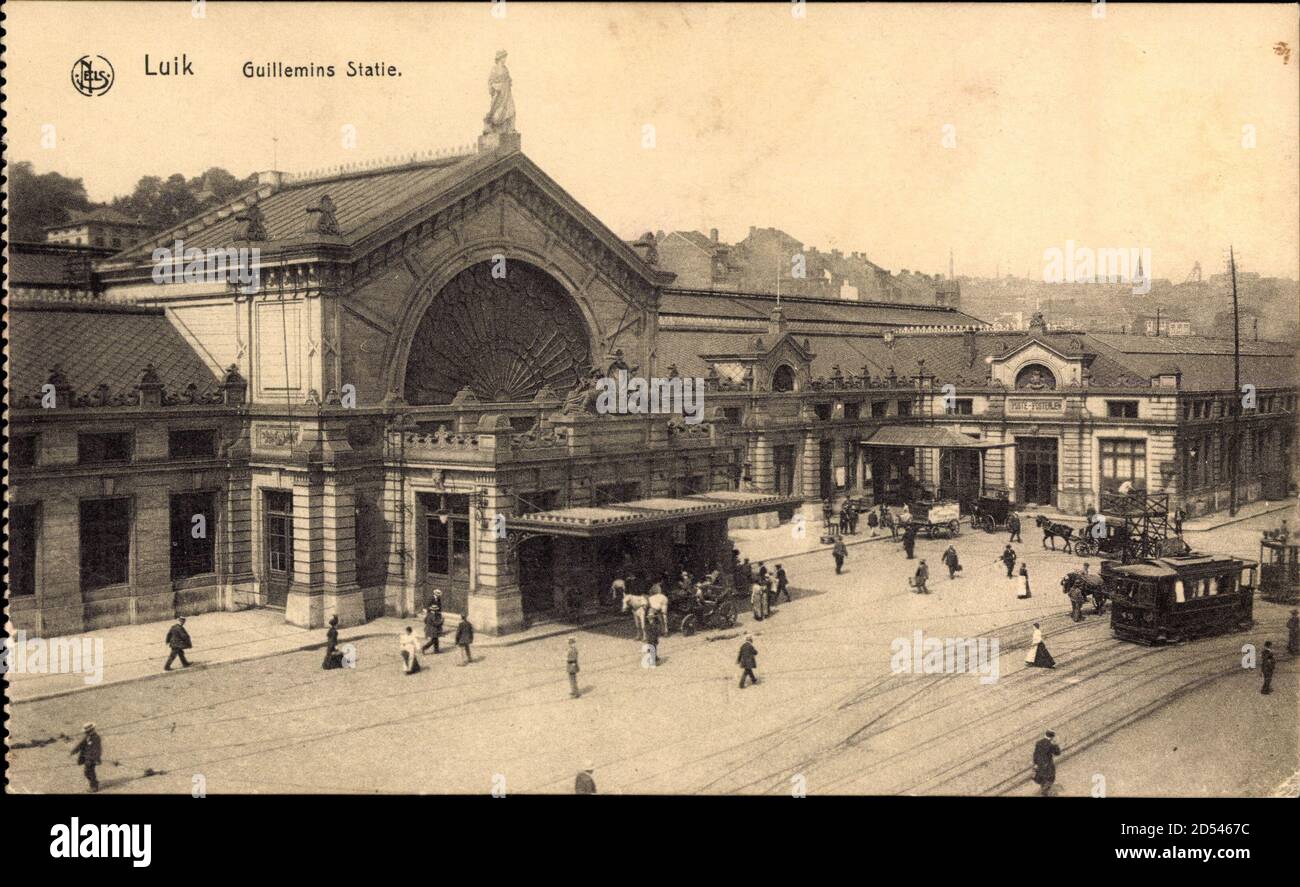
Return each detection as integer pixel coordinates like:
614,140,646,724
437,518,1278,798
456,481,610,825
164,617,193,671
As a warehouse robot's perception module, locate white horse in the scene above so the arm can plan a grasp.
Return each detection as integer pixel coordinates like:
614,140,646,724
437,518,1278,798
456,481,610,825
621,592,651,640
647,589,670,635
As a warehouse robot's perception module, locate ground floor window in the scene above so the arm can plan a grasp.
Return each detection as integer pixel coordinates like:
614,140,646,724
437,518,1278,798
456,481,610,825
1099,438,1146,493
10,502,39,595
265,490,294,575
170,492,216,579
80,497,131,589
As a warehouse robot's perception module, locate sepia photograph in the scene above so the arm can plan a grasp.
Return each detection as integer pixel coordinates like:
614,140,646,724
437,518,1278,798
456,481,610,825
2,0,1298,862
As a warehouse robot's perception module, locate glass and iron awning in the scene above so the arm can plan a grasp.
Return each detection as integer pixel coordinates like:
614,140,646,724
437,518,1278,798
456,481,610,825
507,490,805,537
862,425,1013,450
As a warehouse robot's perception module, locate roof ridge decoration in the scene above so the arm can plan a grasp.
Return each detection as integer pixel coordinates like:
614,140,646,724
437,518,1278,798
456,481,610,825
234,204,268,242
305,194,341,236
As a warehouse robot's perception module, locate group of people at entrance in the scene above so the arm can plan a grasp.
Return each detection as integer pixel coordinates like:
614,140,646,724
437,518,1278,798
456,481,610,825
734,556,791,621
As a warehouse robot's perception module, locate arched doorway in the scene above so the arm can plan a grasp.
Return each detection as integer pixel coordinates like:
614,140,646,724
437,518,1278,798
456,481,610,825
403,261,593,404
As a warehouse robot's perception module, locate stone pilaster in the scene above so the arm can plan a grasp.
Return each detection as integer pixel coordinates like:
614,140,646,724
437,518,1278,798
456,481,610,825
467,485,524,634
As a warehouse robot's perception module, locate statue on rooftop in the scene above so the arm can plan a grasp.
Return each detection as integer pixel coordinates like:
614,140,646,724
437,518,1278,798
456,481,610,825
483,51,516,136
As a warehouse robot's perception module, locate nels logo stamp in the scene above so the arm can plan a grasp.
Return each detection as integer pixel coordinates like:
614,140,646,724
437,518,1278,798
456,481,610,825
71,55,114,96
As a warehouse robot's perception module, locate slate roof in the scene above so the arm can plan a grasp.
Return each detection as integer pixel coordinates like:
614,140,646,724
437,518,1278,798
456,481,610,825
7,243,116,287
7,303,221,400
659,289,987,328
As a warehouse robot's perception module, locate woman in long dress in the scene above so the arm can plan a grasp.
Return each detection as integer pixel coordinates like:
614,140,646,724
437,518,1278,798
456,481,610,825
1024,622,1056,669
1016,563,1032,599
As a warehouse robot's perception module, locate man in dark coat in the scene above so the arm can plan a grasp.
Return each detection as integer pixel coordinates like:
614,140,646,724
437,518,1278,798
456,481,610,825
737,635,758,688
1260,641,1275,694
942,545,961,580
1000,545,1017,578
832,538,848,574
902,525,916,560
70,723,102,793
1032,730,1061,796
323,615,344,669
775,565,791,603
455,615,475,665
847,502,859,535
422,604,442,654
1287,610,1299,655
575,762,596,794
1007,512,1022,544
566,637,581,698
164,617,193,671
1067,582,1085,622
913,560,930,594
643,616,660,667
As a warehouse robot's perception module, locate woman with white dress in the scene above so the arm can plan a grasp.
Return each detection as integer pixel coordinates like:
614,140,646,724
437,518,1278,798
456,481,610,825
1024,622,1056,669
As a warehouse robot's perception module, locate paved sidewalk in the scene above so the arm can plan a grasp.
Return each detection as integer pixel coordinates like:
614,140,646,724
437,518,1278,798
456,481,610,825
5,606,626,705
1001,497,1293,534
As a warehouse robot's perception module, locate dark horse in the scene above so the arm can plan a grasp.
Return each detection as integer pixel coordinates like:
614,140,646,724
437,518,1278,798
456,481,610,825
1061,570,1106,614
1035,515,1076,553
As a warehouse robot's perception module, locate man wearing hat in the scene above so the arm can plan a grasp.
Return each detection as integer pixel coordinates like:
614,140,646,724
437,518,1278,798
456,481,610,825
422,595,444,655
566,637,581,698
1032,730,1061,797
575,761,596,794
70,723,102,793
737,634,759,688
164,616,193,671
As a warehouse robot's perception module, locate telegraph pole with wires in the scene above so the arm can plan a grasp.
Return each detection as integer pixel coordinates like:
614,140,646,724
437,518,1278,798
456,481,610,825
1227,246,1241,517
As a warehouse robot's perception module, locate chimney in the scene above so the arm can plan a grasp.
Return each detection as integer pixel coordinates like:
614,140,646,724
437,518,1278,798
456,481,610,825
256,170,285,188
963,329,978,367
710,228,719,243
768,306,788,339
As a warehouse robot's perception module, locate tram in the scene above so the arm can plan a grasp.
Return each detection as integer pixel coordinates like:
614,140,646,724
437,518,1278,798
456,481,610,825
1104,552,1257,645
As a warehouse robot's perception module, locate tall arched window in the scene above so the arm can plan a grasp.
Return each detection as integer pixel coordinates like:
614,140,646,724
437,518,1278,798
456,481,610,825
772,364,796,392
1014,363,1056,390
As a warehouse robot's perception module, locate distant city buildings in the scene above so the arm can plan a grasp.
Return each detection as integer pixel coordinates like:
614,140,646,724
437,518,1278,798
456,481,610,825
44,207,153,250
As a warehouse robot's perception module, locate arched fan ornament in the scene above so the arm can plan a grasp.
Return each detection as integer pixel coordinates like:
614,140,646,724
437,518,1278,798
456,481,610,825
403,261,592,405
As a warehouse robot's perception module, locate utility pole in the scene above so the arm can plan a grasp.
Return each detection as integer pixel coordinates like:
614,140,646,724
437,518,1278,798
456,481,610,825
1228,246,1241,517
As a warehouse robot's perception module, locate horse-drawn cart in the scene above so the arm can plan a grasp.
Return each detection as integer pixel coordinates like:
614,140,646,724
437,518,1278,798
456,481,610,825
968,494,1014,533
1061,569,1108,614
906,499,962,539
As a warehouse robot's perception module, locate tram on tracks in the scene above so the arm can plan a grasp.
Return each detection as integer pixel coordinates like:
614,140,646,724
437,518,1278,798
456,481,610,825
1104,552,1257,645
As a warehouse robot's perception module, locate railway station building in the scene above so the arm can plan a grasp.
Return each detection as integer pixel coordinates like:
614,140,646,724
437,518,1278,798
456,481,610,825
7,126,1296,637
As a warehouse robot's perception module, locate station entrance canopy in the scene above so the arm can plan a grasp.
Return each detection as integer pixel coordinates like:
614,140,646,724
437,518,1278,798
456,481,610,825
861,425,1014,450
507,491,805,538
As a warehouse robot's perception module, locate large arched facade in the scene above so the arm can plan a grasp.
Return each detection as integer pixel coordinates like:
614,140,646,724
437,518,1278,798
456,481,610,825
402,260,593,404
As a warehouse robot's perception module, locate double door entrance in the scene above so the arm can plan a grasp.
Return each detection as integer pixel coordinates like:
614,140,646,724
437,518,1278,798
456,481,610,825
1015,437,1058,506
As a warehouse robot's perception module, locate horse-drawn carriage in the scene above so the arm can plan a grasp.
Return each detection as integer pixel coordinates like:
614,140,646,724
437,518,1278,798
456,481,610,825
967,493,1015,534
673,580,738,635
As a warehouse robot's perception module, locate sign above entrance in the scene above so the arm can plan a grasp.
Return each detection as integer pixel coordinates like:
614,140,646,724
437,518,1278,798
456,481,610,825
1007,397,1066,415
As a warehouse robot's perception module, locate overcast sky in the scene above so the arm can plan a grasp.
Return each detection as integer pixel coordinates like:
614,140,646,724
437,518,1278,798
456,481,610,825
6,2,1298,279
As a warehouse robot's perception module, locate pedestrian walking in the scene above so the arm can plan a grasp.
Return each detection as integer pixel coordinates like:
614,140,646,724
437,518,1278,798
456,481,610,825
751,580,766,621
1287,609,1299,655
832,537,848,574
566,637,581,698
902,525,916,560
1032,730,1061,797
912,559,930,594
399,626,422,674
1000,544,1017,579
737,634,759,688
70,723,102,793
942,545,961,580
775,564,791,602
164,616,193,671
643,615,660,666
455,615,475,665
323,615,345,669
575,761,596,794
1007,511,1022,544
1016,562,1032,599
1260,640,1275,694
1024,622,1055,669
421,604,442,655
